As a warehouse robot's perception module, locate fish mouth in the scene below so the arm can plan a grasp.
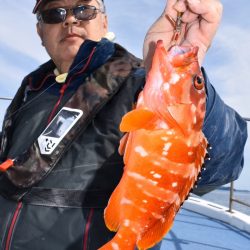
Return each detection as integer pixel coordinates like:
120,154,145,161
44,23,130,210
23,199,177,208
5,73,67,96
167,45,199,67
168,45,198,56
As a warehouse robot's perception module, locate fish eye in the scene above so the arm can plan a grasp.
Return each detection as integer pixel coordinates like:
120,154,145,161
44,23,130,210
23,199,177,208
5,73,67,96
193,75,204,90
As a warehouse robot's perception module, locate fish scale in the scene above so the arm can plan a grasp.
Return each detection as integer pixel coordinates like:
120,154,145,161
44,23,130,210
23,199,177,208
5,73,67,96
99,40,208,250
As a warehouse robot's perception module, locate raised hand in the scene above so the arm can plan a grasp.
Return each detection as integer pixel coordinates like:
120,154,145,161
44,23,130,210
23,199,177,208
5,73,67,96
143,0,223,71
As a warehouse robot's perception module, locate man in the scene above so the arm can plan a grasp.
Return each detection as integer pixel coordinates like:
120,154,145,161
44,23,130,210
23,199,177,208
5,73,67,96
0,0,247,249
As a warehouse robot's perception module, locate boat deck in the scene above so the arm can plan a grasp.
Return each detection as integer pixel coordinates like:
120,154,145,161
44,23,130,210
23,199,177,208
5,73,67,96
161,208,250,250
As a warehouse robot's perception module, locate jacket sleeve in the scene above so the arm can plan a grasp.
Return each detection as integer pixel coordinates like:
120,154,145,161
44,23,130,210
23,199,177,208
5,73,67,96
193,68,248,196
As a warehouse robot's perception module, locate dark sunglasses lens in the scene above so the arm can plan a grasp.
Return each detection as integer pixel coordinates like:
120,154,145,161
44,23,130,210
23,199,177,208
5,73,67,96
41,8,66,24
74,6,97,21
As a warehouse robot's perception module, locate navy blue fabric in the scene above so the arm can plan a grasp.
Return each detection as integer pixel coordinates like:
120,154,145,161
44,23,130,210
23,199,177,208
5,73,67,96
194,68,248,195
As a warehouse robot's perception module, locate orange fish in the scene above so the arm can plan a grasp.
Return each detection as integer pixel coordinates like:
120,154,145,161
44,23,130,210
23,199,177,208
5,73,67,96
99,40,208,250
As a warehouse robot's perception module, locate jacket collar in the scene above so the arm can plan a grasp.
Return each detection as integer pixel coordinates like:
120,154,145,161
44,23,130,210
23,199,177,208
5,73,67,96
28,38,115,91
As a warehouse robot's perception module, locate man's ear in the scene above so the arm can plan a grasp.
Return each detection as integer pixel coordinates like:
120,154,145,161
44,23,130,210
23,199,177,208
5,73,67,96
36,22,44,46
103,14,108,34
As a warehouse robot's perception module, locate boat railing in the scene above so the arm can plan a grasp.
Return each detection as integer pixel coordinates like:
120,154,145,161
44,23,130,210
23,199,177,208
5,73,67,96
229,181,250,213
229,118,250,213
0,97,12,101
0,97,250,213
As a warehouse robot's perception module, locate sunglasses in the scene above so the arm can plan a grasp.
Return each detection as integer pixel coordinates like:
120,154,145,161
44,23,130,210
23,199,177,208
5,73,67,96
37,5,104,24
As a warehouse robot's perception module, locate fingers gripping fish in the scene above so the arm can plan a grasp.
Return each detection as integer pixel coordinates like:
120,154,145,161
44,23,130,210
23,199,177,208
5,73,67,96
99,17,208,250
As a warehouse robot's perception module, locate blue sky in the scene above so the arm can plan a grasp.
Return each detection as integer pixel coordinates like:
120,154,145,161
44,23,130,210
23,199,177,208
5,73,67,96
0,0,249,190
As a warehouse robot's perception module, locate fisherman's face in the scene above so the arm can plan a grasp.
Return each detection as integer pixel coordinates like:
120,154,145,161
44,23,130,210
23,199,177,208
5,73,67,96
36,0,108,71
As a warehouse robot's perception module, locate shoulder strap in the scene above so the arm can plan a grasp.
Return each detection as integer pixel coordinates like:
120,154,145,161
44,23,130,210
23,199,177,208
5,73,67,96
23,187,113,208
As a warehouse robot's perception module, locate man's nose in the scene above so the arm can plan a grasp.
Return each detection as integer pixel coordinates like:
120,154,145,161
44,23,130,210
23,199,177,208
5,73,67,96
62,12,81,27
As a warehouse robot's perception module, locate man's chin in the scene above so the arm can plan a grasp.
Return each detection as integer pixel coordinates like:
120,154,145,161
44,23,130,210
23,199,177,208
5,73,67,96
62,43,83,58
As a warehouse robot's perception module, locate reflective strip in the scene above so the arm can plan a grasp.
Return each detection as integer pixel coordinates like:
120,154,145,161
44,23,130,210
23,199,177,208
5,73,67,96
5,202,23,250
83,208,94,250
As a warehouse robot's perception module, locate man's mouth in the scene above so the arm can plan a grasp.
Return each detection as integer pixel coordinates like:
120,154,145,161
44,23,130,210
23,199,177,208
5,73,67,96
61,33,84,42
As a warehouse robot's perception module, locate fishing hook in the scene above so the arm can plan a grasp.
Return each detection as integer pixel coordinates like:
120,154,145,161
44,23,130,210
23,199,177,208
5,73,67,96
166,11,184,46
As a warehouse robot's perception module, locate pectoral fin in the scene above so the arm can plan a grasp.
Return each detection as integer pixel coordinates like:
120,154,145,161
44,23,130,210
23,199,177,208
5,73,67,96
120,109,156,132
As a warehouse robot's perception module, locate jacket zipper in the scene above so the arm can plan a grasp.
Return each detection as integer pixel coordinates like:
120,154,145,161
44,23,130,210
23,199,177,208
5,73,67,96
47,46,96,124
47,83,68,123
5,202,23,250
